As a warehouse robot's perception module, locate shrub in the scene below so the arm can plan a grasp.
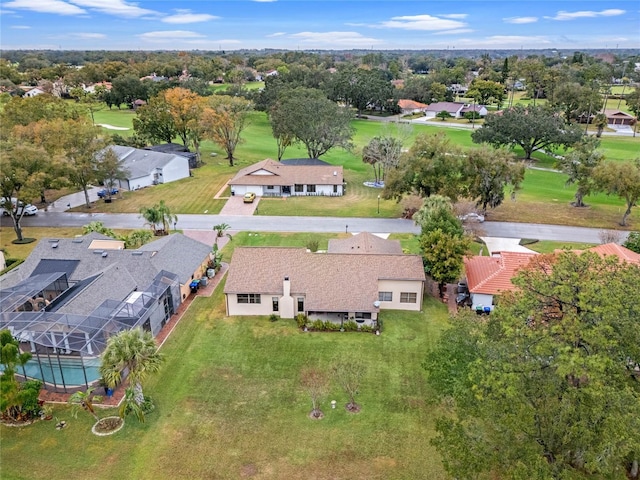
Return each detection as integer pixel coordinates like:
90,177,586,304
269,313,279,322
623,231,640,253
20,380,43,418
296,314,308,328
360,325,373,333
311,319,325,331
343,320,358,332
306,239,320,252
323,321,340,331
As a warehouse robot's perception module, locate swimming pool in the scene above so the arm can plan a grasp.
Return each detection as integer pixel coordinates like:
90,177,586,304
19,356,101,388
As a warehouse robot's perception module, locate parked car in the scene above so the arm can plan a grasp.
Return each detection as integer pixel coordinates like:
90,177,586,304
0,198,38,216
458,212,485,223
97,187,119,198
243,192,256,203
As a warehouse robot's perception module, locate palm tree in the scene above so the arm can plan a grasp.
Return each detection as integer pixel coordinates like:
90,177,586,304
212,223,232,245
119,387,147,423
157,200,178,234
68,387,102,422
139,204,162,235
100,328,163,406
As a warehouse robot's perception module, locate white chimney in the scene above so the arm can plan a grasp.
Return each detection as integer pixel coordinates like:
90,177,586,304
283,276,290,297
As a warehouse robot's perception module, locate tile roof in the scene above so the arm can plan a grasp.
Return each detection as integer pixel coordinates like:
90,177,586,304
328,232,403,254
229,159,343,187
586,243,640,265
464,252,538,295
398,99,428,110
224,247,425,312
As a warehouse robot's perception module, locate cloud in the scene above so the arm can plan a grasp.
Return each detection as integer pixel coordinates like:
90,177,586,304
503,16,538,24
266,32,286,37
3,0,86,16
10,25,31,29
162,10,219,24
376,14,466,31
439,14,468,19
3,0,158,17
433,28,474,35
70,0,157,17
289,31,383,47
138,30,206,42
545,9,625,21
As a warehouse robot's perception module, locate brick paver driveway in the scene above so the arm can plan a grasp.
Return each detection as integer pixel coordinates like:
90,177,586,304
219,195,259,215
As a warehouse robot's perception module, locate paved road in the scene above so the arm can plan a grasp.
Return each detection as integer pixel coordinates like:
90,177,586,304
2,212,629,244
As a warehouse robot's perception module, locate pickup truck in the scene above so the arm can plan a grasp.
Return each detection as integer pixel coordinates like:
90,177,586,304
97,188,119,198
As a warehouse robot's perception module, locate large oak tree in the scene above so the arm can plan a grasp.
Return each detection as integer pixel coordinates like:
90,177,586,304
424,251,640,479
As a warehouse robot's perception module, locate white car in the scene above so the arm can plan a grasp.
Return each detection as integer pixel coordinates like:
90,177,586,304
458,212,485,223
1,200,38,216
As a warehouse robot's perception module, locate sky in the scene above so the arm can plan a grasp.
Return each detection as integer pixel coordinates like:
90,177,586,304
1,0,639,51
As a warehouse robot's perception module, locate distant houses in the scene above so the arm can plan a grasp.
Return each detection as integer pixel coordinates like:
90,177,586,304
424,101,488,119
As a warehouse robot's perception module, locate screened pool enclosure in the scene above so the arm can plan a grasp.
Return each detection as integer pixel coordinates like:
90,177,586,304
0,270,180,392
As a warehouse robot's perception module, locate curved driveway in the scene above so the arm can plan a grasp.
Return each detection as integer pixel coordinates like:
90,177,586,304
2,212,629,244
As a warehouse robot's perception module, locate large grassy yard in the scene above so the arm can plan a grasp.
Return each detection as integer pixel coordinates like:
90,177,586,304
1,281,450,480
85,109,640,229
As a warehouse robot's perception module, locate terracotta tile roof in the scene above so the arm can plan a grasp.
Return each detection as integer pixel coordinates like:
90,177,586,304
224,247,425,312
328,232,403,254
398,99,428,110
464,252,537,295
586,243,640,264
229,159,343,187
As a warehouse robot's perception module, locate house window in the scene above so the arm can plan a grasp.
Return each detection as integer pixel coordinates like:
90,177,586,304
333,185,338,193
297,297,304,312
400,292,417,303
306,185,316,193
378,292,392,302
355,312,371,319
294,184,304,193
237,294,261,304
272,297,279,312
266,185,274,190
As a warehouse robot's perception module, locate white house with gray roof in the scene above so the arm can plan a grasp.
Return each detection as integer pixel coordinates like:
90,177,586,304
108,145,190,191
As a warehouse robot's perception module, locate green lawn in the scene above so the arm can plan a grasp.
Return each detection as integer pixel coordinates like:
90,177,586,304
1,258,451,480
87,108,640,228
524,240,597,254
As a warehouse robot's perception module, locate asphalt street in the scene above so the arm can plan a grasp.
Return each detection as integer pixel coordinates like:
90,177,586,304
2,212,629,244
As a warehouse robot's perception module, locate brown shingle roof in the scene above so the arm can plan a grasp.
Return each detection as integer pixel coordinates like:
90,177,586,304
328,232,403,255
229,159,343,187
464,252,537,295
224,247,425,312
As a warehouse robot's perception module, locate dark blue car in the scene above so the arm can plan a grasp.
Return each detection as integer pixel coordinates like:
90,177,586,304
97,187,119,198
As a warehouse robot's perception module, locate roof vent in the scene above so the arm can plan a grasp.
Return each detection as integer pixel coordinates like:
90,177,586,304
132,251,143,256
72,238,83,243
93,250,104,254
333,171,337,176
101,252,108,258
51,242,58,248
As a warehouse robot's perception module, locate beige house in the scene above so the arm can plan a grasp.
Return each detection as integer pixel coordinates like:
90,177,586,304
224,245,425,324
228,159,344,197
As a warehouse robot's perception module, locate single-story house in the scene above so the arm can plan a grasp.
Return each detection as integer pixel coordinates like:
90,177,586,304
224,244,425,322
327,232,403,255
425,101,488,119
144,143,199,169
463,251,538,312
447,84,468,95
604,109,636,126
463,243,640,312
107,145,191,191
228,158,344,197
0,232,211,391
398,99,429,115
23,87,45,97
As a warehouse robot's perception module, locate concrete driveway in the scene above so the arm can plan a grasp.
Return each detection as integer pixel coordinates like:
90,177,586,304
219,195,259,215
